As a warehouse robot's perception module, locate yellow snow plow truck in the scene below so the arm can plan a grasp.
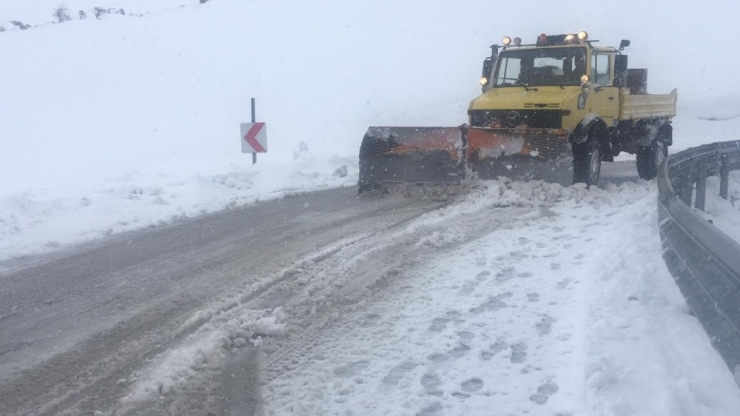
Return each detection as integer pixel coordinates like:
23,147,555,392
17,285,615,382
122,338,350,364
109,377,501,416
358,31,677,192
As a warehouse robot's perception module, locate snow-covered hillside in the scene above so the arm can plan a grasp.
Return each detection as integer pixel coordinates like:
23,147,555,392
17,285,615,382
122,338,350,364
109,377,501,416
2,0,740,262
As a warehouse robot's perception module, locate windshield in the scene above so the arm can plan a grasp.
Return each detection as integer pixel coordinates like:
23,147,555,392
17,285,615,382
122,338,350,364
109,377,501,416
494,47,587,87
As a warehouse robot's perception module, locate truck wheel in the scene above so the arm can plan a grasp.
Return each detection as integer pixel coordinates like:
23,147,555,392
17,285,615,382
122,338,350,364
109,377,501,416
636,140,667,180
572,134,601,187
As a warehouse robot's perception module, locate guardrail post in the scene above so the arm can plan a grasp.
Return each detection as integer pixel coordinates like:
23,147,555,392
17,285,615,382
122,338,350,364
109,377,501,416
679,168,694,207
720,153,729,200
696,158,707,211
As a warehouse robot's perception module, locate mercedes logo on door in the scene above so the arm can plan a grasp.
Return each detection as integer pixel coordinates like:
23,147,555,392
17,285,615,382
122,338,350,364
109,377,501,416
505,111,521,127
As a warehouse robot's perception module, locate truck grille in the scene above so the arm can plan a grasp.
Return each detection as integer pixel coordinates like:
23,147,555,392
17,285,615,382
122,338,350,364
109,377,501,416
470,109,562,129
523,103,561,109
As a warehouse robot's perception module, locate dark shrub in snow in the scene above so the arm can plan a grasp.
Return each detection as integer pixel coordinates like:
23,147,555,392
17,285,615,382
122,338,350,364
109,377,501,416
93,7,108,19
53,5,72,23
10,21,30,30
92,7,126,19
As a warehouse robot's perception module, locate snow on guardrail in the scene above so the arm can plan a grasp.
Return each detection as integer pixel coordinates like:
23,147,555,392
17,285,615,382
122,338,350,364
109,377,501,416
657,141,740,387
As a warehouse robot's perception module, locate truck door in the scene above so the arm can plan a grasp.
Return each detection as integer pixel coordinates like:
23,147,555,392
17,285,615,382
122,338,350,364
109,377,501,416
589,52,619,126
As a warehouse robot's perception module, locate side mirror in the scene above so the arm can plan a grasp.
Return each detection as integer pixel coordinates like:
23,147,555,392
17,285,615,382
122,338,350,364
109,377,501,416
619,39,631,51
482,57,493,79
480,57,494,90
481,45,499,91
614,55,628,87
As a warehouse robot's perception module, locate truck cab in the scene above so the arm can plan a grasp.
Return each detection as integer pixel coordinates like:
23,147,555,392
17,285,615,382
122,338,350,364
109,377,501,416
471,32,676,184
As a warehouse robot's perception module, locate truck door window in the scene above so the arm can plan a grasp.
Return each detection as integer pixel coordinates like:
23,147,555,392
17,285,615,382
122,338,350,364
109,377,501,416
592,53,611,86
495,56,522,86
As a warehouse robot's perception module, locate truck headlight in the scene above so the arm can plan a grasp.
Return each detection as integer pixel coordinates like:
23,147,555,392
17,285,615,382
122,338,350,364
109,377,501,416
480,77,489,86
580,74,590,85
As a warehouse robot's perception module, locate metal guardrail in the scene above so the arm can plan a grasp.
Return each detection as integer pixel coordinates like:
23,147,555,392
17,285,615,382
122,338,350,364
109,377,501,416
658,140,740,385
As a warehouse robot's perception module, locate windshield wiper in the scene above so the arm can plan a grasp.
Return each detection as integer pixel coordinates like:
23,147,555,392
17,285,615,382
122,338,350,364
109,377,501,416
521,83,538,92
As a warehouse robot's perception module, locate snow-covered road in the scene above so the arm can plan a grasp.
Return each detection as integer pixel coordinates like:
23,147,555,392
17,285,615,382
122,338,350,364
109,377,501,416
1,164,739,415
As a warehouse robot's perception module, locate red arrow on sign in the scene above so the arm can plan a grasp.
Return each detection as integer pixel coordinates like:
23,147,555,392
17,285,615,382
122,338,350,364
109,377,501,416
243,123,266,153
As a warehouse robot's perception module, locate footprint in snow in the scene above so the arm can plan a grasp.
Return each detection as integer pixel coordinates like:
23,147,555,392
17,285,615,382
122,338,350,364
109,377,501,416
509,250,530,261
458,281,476,295
469,292,512,314
510,342,528,363
449,344,471,359
457,331,475,341
475,257,487,267
429,316,452,332
480,340,508,361
428,344,471,363
381,362,417,387
361,313,380,328
333,361,370,378
417,401,443,416
527,293,540,302
476,270,491,280
420,373,443,396
530,381,559,404
556,279,571,290
460,378,484,392
495,267,516,283
535,315,556,336
429,310,463,331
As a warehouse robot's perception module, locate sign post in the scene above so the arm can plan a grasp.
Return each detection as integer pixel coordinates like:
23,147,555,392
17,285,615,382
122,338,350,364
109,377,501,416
241,97,267,164
251,98,256,164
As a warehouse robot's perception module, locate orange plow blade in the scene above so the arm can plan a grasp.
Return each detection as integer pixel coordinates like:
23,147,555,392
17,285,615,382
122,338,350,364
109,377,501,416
466,127,572,180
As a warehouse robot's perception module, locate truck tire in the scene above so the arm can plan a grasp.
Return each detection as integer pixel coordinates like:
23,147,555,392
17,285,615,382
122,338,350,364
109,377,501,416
572,132,601,187
636,138,667,180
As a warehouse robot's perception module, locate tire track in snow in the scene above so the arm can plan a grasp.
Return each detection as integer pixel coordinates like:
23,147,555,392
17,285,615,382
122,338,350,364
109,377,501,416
0,188,448,416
